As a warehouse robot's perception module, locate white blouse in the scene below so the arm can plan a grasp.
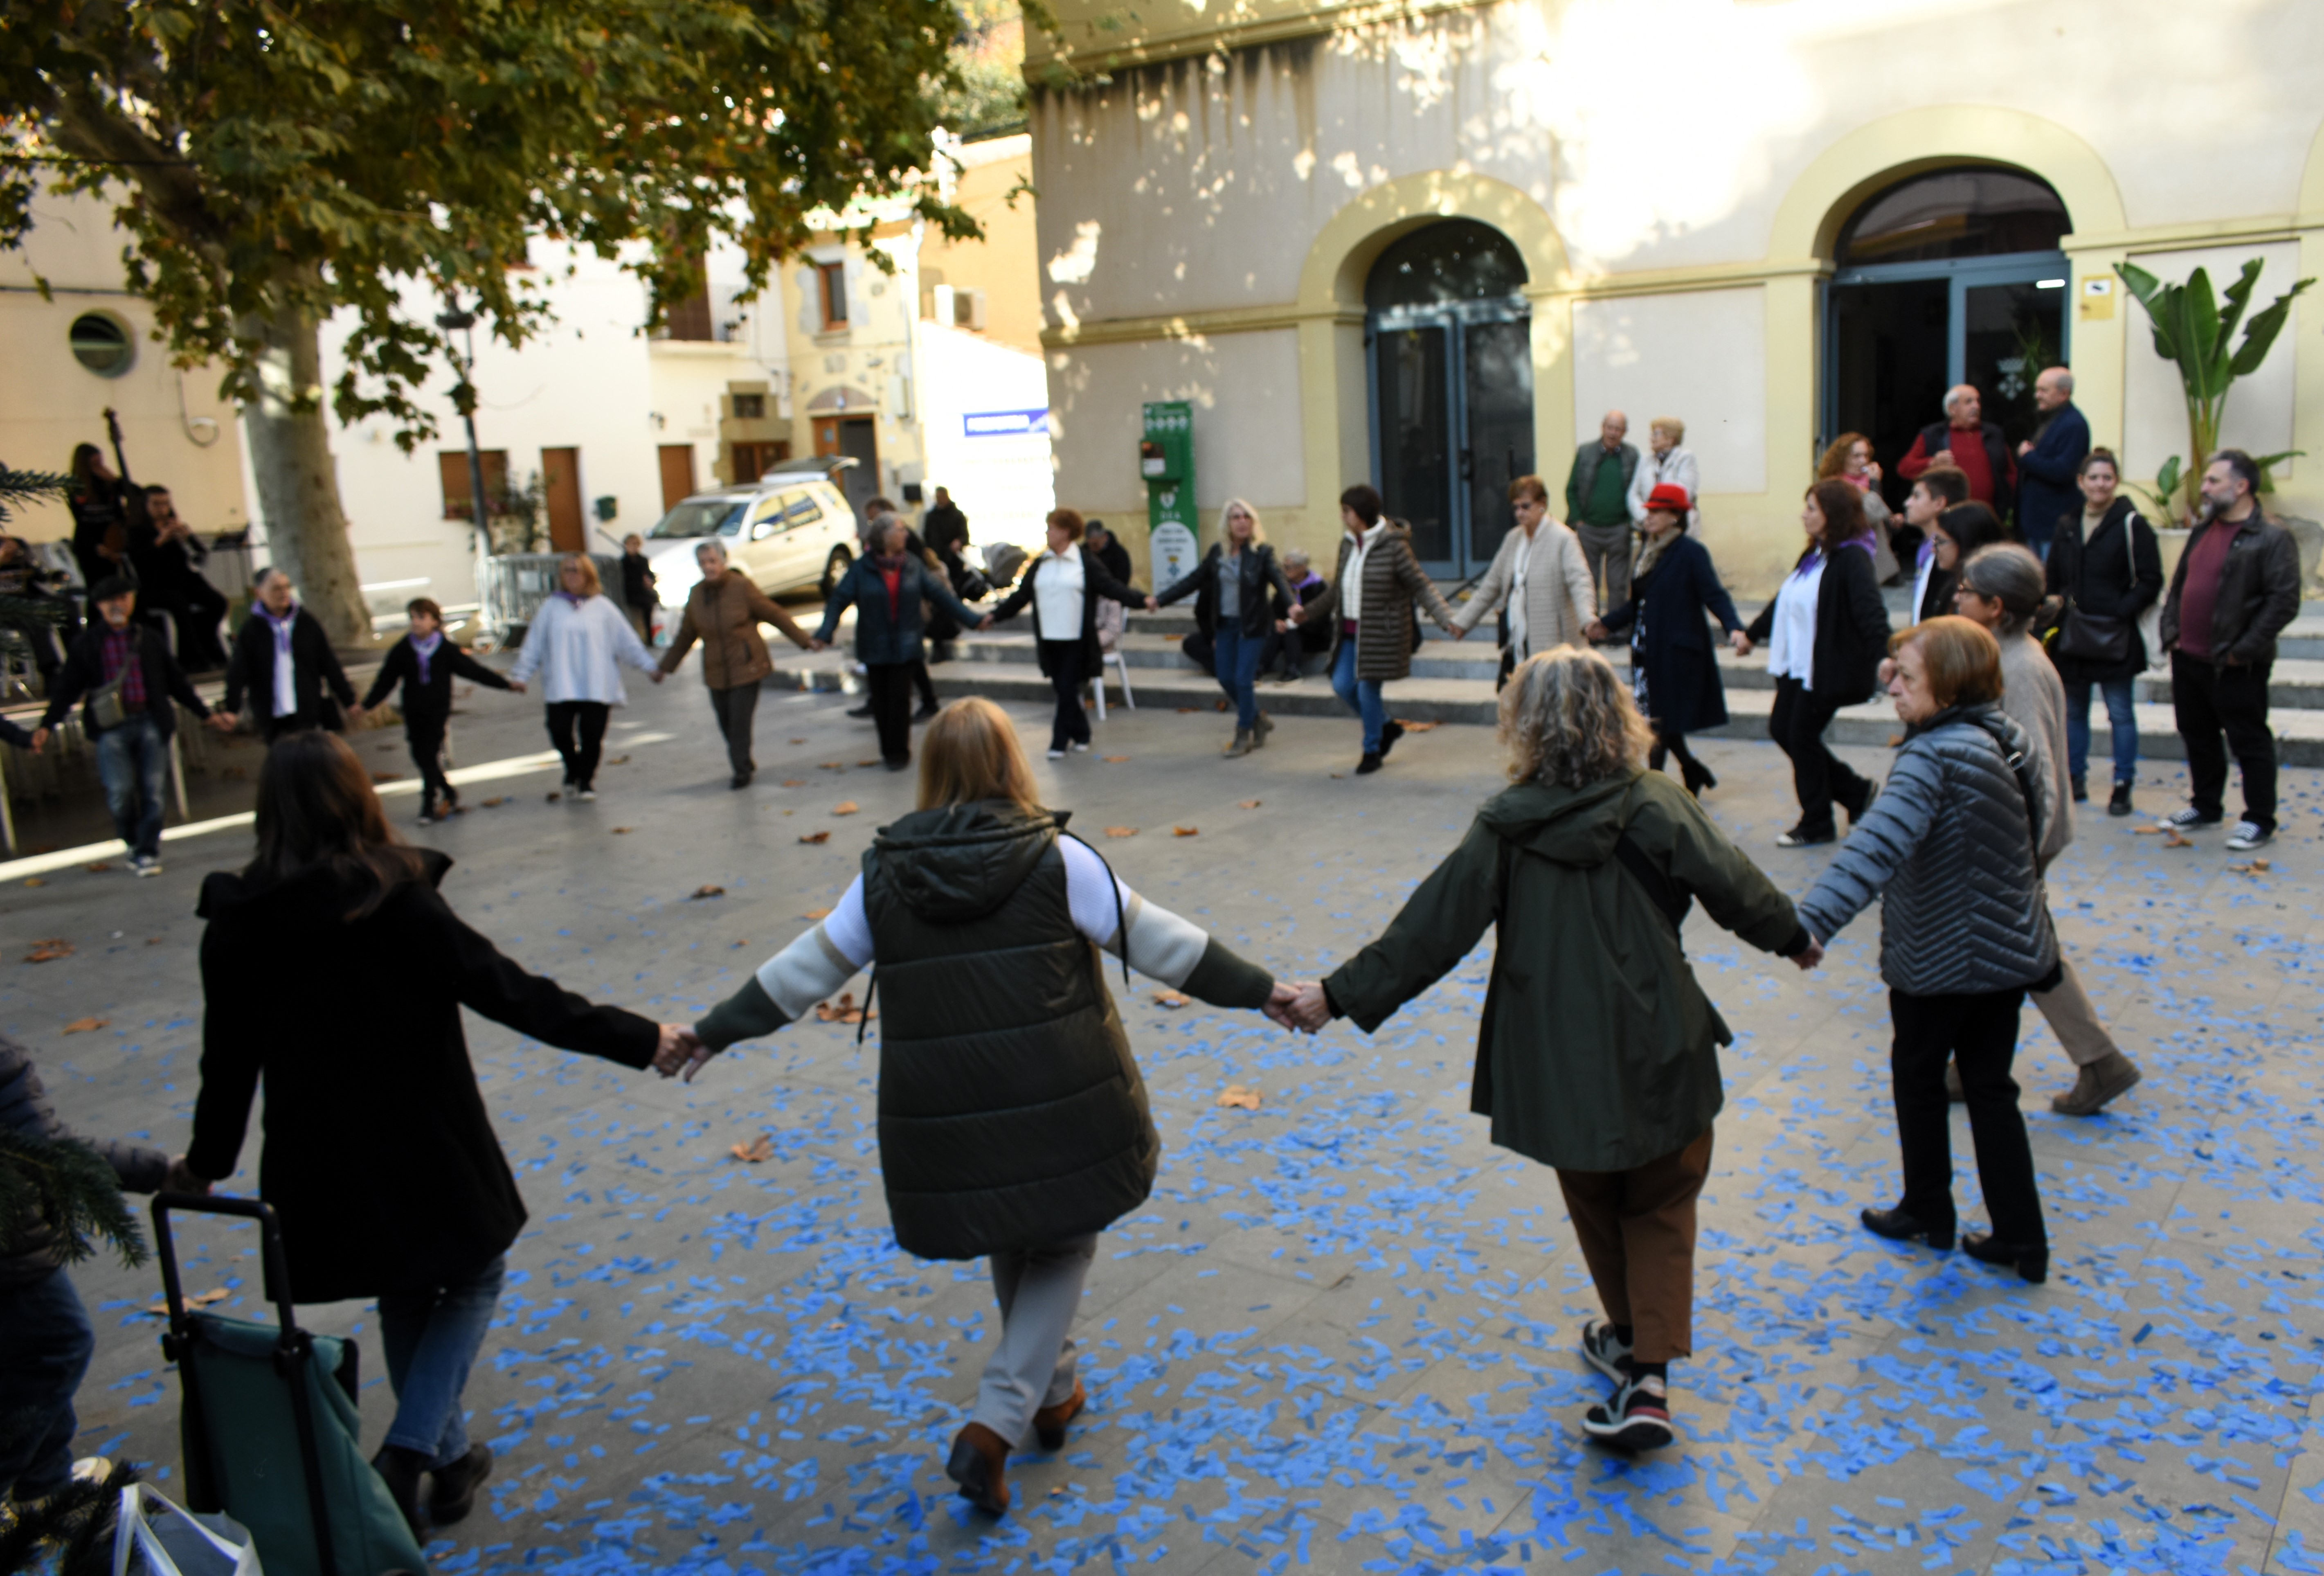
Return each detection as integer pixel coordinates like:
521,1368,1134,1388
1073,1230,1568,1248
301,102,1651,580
1766,558,1825,687
1033,548,1087,642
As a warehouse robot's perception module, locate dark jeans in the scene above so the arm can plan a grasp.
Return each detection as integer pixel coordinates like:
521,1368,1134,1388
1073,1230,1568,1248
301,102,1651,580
1260,621,1324,678
94,715,169,860
910,659,938,711
863,663,916,765
1212,625,1263,731
143,577,230,670
1042,639,1090,750
0,1269,94,1501
708,683,760,776
379,1255,506,1468
406,716,454,814
545,700,610,788
1890,986,2046,1246
2065,678,2138,786
2171,651,2275,829
1768,676,1871,837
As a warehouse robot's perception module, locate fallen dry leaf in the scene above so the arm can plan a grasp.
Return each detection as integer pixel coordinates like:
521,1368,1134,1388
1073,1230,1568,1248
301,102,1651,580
1393,719,1440,733
480,796,506,808
62,1018,106,1034
2162,831,2193,848
799,830,832,844
1173,826,1199,837
25,940,73,963
691,884,725,900
21,879,43,888
731,939,749,948
832,802,859,815
820,761,847,770
1239,799,1262,810
143,1287,230,1316
612,826,633,834
1153,991,1189,1009
788,738,807,745
2132,825,2164,835
1102,755,1130,763
545,791,562,802
371,770,403,782
729,1135,774,1164
1105,826,1138,838
605,754,632,766
803,907,832,920
85,862,112,873
1215,1083,1263,1110
146,937,162,946
1174,707,1201,715
781,779,807,787
2253,858,2272,871
856,759,880,768
219,766,246,779
814,992,875,1024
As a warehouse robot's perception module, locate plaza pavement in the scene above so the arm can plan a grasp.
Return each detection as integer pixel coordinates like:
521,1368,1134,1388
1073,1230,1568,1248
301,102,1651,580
6,653,2324,1576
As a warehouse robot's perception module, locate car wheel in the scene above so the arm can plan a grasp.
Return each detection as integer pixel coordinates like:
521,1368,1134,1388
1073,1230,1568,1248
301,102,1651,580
820,545,852,598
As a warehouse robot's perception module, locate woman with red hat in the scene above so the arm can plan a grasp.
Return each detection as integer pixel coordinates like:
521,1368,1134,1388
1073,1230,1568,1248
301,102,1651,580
1587,482,1748,796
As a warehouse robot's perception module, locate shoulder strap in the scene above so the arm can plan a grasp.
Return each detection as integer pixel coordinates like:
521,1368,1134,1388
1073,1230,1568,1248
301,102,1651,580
1059,829,1132,987
1965,712,2044,857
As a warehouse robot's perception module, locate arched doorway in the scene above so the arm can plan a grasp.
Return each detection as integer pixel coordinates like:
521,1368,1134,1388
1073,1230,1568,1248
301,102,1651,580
1824,167,2070,515
1367,220,1533,578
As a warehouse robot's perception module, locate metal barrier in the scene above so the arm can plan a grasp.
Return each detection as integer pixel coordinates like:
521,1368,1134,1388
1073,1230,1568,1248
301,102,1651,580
475,553,621,645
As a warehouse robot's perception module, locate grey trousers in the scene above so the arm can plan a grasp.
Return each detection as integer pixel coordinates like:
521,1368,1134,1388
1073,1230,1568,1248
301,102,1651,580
974,1234,1097,1448
2031,953,2118,1068
1575,522,1633,622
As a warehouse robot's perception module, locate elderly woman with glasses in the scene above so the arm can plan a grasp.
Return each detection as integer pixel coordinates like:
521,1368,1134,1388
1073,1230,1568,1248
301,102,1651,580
1285,646,1816,1452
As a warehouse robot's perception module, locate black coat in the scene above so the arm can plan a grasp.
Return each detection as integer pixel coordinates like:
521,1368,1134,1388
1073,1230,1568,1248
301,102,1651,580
361,634,513,724
189,850,659,1302
2159,511,2303,666
2045,499,2163,683
1916,418,2016,520
225,607,355,725
39,620,210,738
1746,540,1890,705
1599,533,1745,734
1156,542,1292,640
992,547,1147,677
815,554,983,667
0,1036,168,1288
1091,537,1134,588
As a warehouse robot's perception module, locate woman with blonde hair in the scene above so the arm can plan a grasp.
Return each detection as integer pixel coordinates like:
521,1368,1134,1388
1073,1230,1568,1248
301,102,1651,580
1627,417,1701,533
675,696,1298,1515
1285,646,1814,1452
1794,616,2057,1284
1153,498,1294,755
508,552,665,799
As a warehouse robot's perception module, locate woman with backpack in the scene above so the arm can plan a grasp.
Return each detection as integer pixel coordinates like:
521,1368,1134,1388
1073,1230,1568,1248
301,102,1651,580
673,698,1296,1515
1281,647,1816,1451
2043,449,2164,817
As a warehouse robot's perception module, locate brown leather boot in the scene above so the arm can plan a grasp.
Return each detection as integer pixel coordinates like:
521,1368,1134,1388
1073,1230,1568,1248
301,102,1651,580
1034,1382,1087,1450
945,1422,1011,1515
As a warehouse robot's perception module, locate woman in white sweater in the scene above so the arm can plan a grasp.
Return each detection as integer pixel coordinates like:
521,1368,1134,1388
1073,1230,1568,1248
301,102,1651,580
509,553,665,799
1627,419,1701,534
1451,474,1596,682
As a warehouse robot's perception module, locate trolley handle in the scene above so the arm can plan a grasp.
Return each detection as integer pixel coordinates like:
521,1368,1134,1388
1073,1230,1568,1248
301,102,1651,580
151,1192,302,1350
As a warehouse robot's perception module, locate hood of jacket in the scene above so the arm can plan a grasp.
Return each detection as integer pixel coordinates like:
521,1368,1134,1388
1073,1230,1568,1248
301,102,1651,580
1473,772,1640,868
869,801,1065,924
197,846,451,922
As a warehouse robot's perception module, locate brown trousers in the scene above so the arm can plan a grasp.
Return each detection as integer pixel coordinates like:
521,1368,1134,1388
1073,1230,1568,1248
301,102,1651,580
1555,1126,1714,1365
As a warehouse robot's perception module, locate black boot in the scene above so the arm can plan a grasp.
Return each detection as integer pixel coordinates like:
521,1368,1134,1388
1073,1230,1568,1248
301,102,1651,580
427,1443,494,1526
371,1445,431,1539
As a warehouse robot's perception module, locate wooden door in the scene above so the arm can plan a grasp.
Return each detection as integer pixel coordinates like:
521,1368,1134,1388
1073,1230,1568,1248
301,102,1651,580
658,444,697,512
542,447,584,551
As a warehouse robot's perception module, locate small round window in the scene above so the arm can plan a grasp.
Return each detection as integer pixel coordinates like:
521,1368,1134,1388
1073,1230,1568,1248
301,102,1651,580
70,312,134,377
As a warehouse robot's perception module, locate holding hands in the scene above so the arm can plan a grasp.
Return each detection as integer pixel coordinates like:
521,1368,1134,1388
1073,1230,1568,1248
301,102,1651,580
652,1022,715,1081
1728,630,1752,656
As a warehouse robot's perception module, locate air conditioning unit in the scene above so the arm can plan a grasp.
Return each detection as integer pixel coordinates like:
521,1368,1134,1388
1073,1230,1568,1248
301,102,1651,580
958,289,988,331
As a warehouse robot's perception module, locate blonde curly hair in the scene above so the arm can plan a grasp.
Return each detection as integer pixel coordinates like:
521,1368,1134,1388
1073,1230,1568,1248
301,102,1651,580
1498,646,1654,787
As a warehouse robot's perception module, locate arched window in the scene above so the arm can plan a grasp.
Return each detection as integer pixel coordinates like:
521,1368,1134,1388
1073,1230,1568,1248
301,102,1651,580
1837,169,2069,266
1365,220,1528,312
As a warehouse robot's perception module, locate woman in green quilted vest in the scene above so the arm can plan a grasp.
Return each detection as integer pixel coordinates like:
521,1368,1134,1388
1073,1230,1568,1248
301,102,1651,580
675,697,1298,1516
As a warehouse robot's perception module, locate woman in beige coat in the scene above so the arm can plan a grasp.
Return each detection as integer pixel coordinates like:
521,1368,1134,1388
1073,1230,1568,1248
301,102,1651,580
657,538,810,788
1453,473,1597,688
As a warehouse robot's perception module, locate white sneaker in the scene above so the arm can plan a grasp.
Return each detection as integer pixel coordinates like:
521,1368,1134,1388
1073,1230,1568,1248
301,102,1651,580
1069,741,1092,753
131,855,162,878
577,787,597,801
1046,748,1066,760
2225,821,2274,851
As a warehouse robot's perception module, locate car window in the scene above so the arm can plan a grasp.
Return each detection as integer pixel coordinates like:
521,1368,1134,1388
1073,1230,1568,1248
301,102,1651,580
748,494,787,541
648,498,748,539
783,490,826,528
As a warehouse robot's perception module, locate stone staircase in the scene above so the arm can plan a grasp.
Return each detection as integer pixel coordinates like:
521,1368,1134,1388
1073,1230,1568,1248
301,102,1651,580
765,591,2324,766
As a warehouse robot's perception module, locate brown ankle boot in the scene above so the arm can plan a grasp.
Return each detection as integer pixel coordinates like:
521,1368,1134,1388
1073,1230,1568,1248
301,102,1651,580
1034,1381,1087,1450
945,1422,1012,1515
2051,1052,2142,1116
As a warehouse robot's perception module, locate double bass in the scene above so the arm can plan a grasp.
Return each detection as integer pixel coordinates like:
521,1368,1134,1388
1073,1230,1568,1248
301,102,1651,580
99,406,136,577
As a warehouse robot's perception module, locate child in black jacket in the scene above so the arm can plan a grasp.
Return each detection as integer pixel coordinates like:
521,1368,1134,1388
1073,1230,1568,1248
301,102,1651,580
355,599,524,823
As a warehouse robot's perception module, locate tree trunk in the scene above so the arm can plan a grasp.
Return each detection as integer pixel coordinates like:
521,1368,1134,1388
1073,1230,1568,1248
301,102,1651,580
240,299,374,649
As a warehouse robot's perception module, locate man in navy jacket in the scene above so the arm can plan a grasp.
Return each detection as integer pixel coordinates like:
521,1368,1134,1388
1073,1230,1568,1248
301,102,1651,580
2014,367,2090,559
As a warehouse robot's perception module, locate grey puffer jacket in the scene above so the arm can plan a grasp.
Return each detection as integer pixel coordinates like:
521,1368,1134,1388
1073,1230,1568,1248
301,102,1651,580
1795,705,2057,996
1,1035,170,1287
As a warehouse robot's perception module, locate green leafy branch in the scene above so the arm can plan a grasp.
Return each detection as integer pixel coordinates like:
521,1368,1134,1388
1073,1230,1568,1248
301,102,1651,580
0,1127,149,1271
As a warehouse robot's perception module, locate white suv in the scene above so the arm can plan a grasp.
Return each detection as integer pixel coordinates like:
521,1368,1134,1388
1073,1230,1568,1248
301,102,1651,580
641,472,857,612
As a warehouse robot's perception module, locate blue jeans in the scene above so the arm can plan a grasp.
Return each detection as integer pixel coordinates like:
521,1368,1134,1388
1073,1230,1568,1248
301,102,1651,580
0,1270,95,1502
1330,637,1386,754
378,1254,505,1467
1213,625,1265,732
2065,679,2138,786
95,716,168,860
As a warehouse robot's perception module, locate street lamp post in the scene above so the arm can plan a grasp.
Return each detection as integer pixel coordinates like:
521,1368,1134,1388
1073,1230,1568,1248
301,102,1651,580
435,301,489,546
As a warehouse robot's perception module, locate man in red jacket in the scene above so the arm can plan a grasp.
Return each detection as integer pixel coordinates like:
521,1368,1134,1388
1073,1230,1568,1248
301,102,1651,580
1897,384,2018,516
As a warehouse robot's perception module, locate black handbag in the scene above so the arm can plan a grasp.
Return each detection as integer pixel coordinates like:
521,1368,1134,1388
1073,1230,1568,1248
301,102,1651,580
2053,510,2138,665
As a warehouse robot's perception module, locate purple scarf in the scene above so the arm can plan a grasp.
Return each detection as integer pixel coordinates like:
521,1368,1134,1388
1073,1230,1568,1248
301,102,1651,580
555,590,587,608
1792,531,1879,581
410,630,443,686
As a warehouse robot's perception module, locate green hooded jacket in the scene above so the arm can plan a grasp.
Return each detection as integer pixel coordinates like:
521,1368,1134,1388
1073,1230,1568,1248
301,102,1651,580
1323,770,1805,1173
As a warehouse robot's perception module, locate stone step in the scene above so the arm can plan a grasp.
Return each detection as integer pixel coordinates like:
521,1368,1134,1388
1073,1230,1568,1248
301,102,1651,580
762,646,2324,765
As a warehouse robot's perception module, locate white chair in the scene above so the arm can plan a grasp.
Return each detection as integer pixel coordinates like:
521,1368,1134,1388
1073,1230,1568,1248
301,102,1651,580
1089,601,1136,720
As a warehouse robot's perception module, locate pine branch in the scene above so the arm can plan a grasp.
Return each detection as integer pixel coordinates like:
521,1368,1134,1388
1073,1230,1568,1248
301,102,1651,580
0,465,72,526
0,1461,144,1576
0,1128,149,1270
0,594,68,636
